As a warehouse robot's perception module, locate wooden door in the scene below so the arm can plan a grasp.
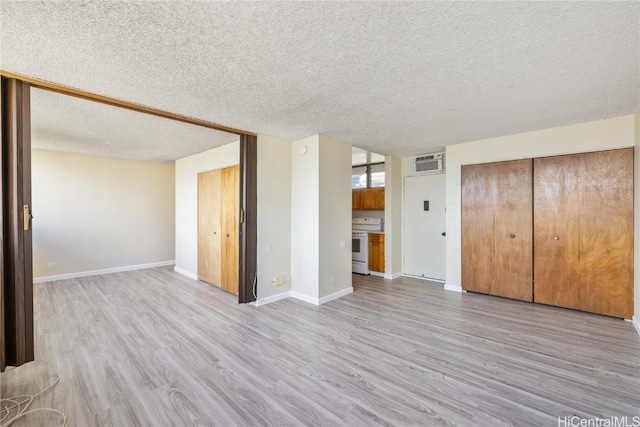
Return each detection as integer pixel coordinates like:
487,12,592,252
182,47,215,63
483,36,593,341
198,169,222,287
462,159,533,301
534,149,633,318
221,165,239,295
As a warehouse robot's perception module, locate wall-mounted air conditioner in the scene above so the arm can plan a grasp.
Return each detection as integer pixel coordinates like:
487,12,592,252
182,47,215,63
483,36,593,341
409,152,444,175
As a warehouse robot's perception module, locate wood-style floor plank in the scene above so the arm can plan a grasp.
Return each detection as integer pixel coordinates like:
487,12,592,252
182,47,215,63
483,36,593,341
6,267,639,426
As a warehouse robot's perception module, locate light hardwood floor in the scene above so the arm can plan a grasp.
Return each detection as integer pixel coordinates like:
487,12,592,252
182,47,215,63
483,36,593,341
15,267,640,426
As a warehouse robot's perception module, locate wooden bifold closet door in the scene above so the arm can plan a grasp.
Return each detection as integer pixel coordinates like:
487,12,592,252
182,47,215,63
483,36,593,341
198,165,239,295
461,159,533,302
533,149,633,319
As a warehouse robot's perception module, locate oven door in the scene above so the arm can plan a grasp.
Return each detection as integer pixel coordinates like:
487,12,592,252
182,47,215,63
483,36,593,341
352,232,369,274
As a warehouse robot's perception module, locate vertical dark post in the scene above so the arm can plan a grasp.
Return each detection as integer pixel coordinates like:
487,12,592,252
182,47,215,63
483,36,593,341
1,77,34,367
238,134,257,303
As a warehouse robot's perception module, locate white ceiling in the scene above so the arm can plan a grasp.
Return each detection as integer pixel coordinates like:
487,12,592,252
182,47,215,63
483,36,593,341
1,1,639,161
30,88,239,163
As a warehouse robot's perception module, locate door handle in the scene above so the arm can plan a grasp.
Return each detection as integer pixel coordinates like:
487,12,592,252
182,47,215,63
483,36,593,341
510,234,516,239
23,205,33,231
441,232,446,236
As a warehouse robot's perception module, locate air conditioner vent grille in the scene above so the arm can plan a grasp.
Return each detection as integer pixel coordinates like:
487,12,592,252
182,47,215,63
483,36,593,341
409,152,444,176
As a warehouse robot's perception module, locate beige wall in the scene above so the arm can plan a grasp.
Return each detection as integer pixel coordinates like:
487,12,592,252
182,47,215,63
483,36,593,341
318,135,352,299
32,150,175,280
290,134,352,304
291,136,321,300
174,141,239,279
384,155,403,278
256,134,293,302
445,115,635,298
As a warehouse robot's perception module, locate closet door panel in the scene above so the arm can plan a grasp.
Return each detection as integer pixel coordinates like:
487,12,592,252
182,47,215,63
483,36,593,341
462,163,496,295
462,159,532,300
534,149,633,318
577,149,633,318
533,156,580,307
198,169,222,287
221,165,240,295
493,159,533,301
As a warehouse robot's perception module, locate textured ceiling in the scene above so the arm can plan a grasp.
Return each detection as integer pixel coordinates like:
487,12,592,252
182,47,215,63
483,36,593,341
1,1,639,160
31,89,238,163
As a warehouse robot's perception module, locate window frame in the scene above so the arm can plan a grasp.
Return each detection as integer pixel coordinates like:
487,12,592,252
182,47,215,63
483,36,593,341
352,161,385,189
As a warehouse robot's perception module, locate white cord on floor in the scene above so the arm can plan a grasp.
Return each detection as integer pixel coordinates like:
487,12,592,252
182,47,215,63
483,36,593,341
1,408,66,427
0,360,65,427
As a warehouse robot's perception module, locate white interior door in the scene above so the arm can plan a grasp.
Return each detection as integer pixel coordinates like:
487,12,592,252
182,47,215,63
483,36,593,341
403,174,446,280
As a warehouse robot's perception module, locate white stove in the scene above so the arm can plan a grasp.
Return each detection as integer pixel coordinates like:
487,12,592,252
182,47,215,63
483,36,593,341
352,218,383,274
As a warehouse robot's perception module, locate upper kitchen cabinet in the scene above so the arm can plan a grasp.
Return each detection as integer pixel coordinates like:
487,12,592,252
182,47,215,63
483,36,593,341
352,189,362,210
361,188,385,210
352,188,385,210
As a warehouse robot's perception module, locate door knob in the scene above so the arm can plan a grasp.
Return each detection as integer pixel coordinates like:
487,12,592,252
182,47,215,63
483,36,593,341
553,236,559,240
441,232,446,236
510,234,516,239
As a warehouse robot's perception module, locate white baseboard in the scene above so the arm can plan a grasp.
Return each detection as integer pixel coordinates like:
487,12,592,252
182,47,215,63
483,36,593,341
290,286,354,306
633,316,640,336
255,291,291,307
290,291,319,305
384,272,403,280
370,271,384,277
173,266,198,281
34,261,175,283
444,283,463,293
319,287,353,305
403,274,445,283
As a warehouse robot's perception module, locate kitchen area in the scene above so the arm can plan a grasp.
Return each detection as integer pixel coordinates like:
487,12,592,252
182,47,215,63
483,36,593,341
351,148,386,276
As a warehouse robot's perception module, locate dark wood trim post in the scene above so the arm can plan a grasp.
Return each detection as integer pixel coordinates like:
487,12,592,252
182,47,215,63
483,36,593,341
238,134,257,303
1,77,34,367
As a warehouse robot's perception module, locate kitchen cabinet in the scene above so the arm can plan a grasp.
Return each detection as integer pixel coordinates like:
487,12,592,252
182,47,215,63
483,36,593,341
198,165,239,295
368,233,385,273
353,188,385,210
461,148,633,319
352,189,362,210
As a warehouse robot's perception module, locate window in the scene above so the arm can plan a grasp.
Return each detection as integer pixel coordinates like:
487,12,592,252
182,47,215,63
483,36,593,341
351,166,367,189
370,163,385,188
352,163,385,189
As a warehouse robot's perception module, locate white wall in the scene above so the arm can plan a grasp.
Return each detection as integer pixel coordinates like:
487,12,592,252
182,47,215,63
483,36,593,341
291,136,321,300
32,150,175,280
384,155,403,278
174,141,239,279
290,135,352,304
256,134,293,303
634,109,640,333
445,114,635,293
318,135,352,299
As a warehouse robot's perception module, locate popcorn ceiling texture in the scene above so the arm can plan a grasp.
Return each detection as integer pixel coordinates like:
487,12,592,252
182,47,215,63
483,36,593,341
31,89,238,163
1,1,639,161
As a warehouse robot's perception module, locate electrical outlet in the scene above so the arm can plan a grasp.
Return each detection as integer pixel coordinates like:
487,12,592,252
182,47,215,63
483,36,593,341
329,276,336,283
340,240,346,248
272,275,285,286
47,262,57,268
